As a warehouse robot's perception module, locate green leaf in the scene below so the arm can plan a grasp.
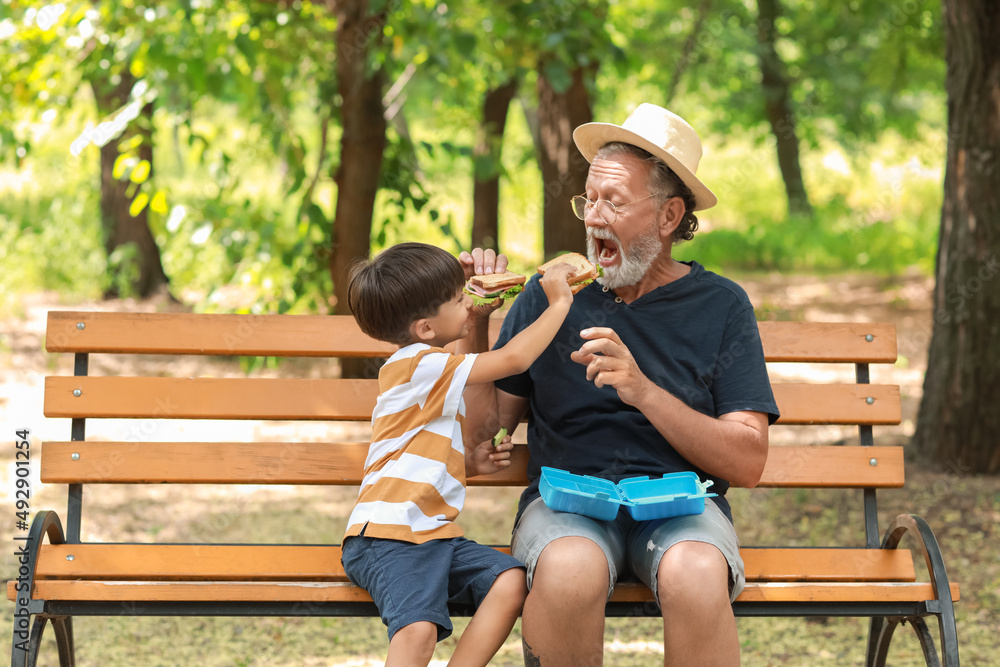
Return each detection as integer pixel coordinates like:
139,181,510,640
541,60,573,93
150,190,168,215
112,156,128,180
129,159,151,184
454,32,477,57
129,192,149,217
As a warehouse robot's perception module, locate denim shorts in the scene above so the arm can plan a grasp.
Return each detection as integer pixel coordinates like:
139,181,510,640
341,533,525,641
511,496,744,606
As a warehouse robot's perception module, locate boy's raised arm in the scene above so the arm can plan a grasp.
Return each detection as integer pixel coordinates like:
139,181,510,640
466,263,574,385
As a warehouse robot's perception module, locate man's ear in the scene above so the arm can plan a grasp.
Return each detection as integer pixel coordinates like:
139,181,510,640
411,318,437,342
658,196,685,240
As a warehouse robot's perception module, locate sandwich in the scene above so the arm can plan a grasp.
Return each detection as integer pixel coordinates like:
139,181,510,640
538,252,600,294
463,270,527,306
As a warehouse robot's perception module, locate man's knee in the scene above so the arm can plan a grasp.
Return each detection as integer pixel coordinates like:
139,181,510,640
656,541,729,607
532,537,610,604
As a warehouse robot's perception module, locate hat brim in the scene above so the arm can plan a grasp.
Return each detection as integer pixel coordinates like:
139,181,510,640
573,122,718,211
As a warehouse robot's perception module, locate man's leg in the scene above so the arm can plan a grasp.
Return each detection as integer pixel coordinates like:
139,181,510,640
512,498,627,667
657,541,739,666
521,537,609,667
628,502,745,667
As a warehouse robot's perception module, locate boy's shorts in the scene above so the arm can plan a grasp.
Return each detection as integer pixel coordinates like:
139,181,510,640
341,532,524,641
511,496,745,605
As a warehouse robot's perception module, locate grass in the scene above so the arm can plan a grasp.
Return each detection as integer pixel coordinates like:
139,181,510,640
2,471,996,666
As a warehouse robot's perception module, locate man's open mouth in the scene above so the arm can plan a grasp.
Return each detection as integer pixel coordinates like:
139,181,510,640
594,236,620,267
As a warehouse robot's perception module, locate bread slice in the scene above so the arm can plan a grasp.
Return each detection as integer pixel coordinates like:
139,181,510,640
469,271,526,291
538,252,598,285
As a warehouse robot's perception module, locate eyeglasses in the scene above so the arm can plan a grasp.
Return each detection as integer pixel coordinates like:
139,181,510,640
570,193,656,226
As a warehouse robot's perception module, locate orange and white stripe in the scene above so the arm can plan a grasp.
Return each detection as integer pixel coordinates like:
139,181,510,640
344,345,477,544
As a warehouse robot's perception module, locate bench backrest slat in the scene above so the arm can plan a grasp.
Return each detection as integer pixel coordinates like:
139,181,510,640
757,321,896,363
47,312,897,364
39,442,904,489
44,377,901,425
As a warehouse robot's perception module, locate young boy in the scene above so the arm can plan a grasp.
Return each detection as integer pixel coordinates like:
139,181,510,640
341,242,575,667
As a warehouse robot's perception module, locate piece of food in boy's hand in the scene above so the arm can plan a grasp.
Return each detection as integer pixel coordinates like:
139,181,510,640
492,427,508,448
464,271,527,306
538,252,600,294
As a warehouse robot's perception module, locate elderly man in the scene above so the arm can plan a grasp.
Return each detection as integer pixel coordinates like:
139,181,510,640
460,103,779,666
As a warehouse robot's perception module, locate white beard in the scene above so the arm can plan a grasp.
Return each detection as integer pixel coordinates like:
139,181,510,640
587,220,664,290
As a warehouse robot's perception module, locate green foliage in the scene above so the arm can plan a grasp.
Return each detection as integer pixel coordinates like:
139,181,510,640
0,189,106,314
0,0,948,315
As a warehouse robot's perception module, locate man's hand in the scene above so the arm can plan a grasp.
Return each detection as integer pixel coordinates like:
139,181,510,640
468,432,514,476
459,248,510,319
570,327,653,407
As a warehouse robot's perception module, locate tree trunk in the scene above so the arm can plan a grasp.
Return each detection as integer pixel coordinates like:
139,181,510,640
664,0,712,104
913,0,1000,474
756,0,813,219
471,79,518,250
537,65,593,258
90,73,169,298
330,0,388,379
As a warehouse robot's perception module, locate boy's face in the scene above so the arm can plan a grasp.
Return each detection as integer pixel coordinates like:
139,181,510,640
421,288,472,346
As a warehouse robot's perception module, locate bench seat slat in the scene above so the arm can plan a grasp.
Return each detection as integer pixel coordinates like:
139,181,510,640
7,580,959,605
40,442,905,488
43,377,901,425
47,312,898,364
27,545,915,583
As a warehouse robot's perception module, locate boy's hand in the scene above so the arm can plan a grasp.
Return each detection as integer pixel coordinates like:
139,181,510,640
469,432,514,476
538,262,575,306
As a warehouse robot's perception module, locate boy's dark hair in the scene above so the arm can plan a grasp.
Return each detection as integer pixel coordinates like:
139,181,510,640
347,242,466,345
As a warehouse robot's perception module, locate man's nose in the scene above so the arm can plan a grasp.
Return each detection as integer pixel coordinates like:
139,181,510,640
584,203,606,227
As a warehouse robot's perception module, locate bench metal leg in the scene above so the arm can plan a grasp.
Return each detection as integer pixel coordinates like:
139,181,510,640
867,616,898,667
13,616,74,667
868,616,942,667
911,617,941,667
868,514,961,667
23,617,47,667
50,617,75,667
11,512,76,667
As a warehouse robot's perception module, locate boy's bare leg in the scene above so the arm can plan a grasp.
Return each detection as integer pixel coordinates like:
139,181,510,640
657,541,739,666
520,537,609,667
448,568,527,667
386,621,437,667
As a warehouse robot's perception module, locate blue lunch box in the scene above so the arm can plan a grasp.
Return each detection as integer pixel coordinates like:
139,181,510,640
539,467,717,521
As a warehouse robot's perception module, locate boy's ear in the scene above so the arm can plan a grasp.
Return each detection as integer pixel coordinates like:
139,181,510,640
411,318,437,342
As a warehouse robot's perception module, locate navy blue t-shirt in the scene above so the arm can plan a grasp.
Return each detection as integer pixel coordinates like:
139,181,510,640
494,261,779,524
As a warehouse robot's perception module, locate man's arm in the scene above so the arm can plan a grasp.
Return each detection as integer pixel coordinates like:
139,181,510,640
571,327,769,488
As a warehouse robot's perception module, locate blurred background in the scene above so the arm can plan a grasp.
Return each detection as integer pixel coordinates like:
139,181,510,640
1,0,946,313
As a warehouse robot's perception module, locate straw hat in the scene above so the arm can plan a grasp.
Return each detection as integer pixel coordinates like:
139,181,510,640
573,103,717,211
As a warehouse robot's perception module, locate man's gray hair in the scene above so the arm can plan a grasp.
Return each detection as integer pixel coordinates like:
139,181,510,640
595,142,700,244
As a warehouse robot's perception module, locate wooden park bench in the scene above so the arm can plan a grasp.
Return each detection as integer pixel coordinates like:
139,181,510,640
9,311,960,666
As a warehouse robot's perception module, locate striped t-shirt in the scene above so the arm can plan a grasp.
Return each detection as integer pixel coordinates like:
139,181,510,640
344,344,479,544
